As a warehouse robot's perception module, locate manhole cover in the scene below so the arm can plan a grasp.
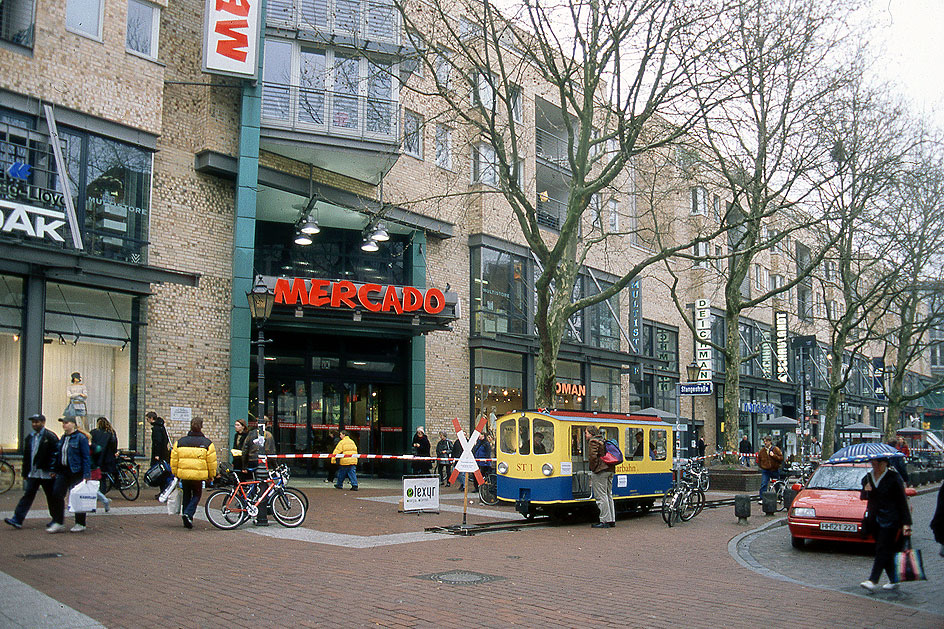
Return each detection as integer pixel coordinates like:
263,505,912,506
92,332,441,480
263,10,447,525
414,570,504,585
16,553,63,560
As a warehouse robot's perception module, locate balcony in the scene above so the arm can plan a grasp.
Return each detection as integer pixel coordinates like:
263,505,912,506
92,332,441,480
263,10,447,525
266,0,399,46
535,127,570,171
536,196,565,230
0,0,34,47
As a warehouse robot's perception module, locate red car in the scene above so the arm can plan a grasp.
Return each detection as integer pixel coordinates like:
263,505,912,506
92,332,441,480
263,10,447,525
787,462,915,549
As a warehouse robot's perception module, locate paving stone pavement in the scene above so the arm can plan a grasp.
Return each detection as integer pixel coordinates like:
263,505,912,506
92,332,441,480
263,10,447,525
0,482,941,628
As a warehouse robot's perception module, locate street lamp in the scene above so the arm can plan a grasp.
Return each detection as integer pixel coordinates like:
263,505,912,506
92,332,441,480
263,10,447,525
686,360,699,459
247,275,275,525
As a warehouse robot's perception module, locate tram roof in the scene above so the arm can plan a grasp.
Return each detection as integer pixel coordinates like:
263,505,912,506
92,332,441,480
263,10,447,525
510,409,674,427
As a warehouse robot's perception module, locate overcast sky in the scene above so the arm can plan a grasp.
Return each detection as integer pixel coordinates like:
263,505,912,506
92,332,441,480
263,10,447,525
867,0,944,130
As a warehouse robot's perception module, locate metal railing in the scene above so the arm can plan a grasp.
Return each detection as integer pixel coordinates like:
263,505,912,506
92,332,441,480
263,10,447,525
262,82,400,143
536,196,565,229
535,127,570,170
266,0,399,45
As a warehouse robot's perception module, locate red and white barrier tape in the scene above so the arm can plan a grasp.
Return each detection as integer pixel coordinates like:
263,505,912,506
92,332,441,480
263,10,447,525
266,453,495,463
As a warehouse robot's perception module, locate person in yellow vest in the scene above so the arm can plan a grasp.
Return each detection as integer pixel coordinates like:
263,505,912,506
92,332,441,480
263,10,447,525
170,417,217,528
331,430,359,491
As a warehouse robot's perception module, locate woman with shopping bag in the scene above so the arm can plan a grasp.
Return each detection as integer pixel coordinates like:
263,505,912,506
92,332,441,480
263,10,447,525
48,416,93,533
859,455,912,591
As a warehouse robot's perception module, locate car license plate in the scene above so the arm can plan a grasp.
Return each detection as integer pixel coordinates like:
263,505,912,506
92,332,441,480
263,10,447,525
819,522,857,532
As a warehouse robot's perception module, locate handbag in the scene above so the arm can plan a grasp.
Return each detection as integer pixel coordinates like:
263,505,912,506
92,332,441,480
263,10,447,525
893,538,927,583
144,460,171,487
67,480,99,513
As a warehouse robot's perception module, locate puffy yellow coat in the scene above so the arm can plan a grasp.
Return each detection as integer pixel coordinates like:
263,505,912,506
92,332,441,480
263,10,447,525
331,435,358,466
170,434,218,481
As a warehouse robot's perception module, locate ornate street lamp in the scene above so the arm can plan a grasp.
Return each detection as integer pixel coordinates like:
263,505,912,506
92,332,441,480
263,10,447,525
247,275,275,525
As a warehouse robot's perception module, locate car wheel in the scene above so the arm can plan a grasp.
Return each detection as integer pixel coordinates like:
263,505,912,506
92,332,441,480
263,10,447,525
791,536,805,549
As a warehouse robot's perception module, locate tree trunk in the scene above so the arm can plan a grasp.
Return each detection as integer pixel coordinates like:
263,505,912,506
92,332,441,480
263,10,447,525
821,347,846,458
722,314,742,459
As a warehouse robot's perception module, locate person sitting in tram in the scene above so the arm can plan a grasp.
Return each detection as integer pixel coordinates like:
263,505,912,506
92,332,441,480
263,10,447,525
631,431,644,460
533,432,547,455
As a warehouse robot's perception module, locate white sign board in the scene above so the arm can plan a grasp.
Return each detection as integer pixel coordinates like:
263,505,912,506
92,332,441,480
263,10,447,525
203,0,261,79
170,406,192,424
402,476,439,512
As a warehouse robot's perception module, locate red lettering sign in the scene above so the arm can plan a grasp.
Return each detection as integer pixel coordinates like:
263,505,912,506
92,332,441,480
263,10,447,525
273,278,451,317
215,0,250,17
214,20,249,62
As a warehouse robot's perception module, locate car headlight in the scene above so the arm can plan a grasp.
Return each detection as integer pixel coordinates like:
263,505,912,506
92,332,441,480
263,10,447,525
541,463,553,476
497,461,508,475
791,507,815,518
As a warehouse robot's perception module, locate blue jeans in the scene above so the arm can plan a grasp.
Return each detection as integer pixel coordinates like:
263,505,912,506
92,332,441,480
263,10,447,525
335,465,357,488
11,476,56,525
180,480,203,518
760,469,779,498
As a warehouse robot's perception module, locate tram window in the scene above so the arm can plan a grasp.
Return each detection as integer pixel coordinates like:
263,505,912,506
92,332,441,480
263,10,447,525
533,418,553,454
499,419,518,454
649,429,667,460
571,426,584,456
519,417,531,454
627,429,645,460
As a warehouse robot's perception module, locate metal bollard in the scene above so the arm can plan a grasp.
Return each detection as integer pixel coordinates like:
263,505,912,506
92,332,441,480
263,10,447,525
734,494,751,524
782,487,797,511
761,491,777,515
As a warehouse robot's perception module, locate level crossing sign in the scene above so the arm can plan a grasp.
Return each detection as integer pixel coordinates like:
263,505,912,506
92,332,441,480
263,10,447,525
448,415,486,486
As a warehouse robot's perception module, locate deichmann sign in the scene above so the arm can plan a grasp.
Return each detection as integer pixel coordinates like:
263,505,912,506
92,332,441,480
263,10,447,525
774,311,789,382
694,299,712,381
202,0,261,79
273,277,447,315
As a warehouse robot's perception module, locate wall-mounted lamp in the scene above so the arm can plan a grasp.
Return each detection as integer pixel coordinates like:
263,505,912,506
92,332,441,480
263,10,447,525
73,335,79,346
300,217,321,235
353,310,362,322
58,334,66,345
361,237,379,252
12,333,18,342
120,340,128,351
370,224,389,242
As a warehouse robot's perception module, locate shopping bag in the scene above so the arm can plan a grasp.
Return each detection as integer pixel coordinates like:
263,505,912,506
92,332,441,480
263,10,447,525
893,539,927,583
166,486,182,515
68,480,99,513
144,460,171,487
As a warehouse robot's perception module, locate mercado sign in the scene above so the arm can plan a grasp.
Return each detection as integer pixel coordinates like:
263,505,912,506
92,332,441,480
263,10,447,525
273,277,449,316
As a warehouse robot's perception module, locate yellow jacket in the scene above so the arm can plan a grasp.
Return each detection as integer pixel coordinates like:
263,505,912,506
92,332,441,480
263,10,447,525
331,435,358,466
170,433,218,481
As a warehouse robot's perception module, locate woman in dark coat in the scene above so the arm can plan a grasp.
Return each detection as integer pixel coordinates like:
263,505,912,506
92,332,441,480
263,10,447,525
931,483,944,557
90,417,119,480
859,457,912,591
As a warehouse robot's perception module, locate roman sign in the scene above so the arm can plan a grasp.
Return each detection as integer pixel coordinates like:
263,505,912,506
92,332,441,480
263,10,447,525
694,298,712,381
203,0,261,79
555,382,586,397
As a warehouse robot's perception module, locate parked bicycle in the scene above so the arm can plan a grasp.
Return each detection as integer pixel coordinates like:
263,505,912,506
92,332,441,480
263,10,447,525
0,447,15,494
661,463,706,527
771,461,815,511
99,451,140,501
477,472,498,506
204,463,307,529
687,457,711,492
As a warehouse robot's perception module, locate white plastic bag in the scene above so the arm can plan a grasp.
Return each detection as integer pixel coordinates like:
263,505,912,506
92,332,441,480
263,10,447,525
68,480,99,513
166,486,182,515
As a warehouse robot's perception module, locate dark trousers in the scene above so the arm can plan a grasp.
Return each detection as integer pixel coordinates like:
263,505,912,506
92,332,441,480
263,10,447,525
51,472,87,526
869,525,904,583
181,480,203,518
12,476,56,525
325,461,338,482
437,462,451,484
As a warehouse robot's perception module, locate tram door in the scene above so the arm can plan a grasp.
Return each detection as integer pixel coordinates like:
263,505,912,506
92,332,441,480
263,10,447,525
571,425,591,498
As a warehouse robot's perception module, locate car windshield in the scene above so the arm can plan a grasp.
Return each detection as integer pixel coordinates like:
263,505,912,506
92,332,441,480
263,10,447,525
807,465,867,491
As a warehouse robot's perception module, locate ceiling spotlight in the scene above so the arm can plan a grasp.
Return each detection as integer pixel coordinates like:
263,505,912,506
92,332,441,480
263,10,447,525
120,340,128,351
300,218,321,235
361,238,379,252
59,334,66,345
294,231,313,246
72,335,79,346
370,224,389,242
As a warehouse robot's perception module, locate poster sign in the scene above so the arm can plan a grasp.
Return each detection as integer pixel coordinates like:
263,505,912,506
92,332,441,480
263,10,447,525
402,476,439,512
203,0,261,79
170,406,192,424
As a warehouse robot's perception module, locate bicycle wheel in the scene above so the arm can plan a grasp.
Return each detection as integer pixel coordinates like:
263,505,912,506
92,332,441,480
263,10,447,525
117,466,140,501
667,492,682,527
0,459,15,494
205,489,248,530
661,488,676,525
774,481,787,512
681,488,705,521
698,472,709,492
99,473,114,495
271,488,307,527
478,475,499,506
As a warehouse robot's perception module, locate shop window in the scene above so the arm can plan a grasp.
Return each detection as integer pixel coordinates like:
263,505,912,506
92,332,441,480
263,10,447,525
0,275,22,449
627,428,644,460
533,418,553,454
590,366,620,412
649,429,667,460
42,283,141,450
655,328,677,372
499,418,517,454
471,247,527,335
655,375,677,415
473,349,523,423
126,0,159,58
552,360,582,410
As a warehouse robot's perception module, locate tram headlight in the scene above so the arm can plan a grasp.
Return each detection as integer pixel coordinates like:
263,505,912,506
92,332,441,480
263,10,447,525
497,462,508,475
541,463,553,476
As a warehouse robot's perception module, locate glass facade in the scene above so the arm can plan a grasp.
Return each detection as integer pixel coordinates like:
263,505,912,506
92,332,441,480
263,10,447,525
588,280,619,350
471,247,528,335
0,275,22,449
590,365,619,412
472,349,523,426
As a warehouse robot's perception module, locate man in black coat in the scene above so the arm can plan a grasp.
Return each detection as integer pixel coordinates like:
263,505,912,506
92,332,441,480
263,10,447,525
5,414,59,529
411,427,431,475
931,482,944,557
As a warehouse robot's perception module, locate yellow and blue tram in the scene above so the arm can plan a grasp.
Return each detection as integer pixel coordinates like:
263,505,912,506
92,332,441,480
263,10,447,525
494,410,674,519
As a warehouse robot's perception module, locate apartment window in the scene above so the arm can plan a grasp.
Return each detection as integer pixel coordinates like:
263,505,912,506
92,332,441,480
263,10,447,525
1,0,35,46
588,194,602,229
712,245,724,272
402,110,422,158
66,0,103,39
472,143,497,186
126,0,159,58
691,186,708,215
769,228,781,254
712,194,721,221
693,242,709,268
608,199,619,231
435,125,452,170
510,85,522,122
435,50,452,90
473,70,495,110
797,285,812,321
769,273,784,292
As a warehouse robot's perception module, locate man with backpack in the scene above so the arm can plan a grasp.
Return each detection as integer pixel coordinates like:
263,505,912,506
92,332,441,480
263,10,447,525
585,425,616,528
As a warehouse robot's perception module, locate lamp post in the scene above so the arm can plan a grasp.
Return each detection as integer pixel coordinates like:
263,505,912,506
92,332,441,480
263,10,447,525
686,360,699,459
247,275,275,525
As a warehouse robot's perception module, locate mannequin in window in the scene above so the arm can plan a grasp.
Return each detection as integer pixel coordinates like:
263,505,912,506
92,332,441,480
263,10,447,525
65,372,89,431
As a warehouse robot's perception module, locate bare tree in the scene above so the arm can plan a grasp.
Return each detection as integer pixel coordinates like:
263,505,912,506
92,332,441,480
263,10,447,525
394,0,734,405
